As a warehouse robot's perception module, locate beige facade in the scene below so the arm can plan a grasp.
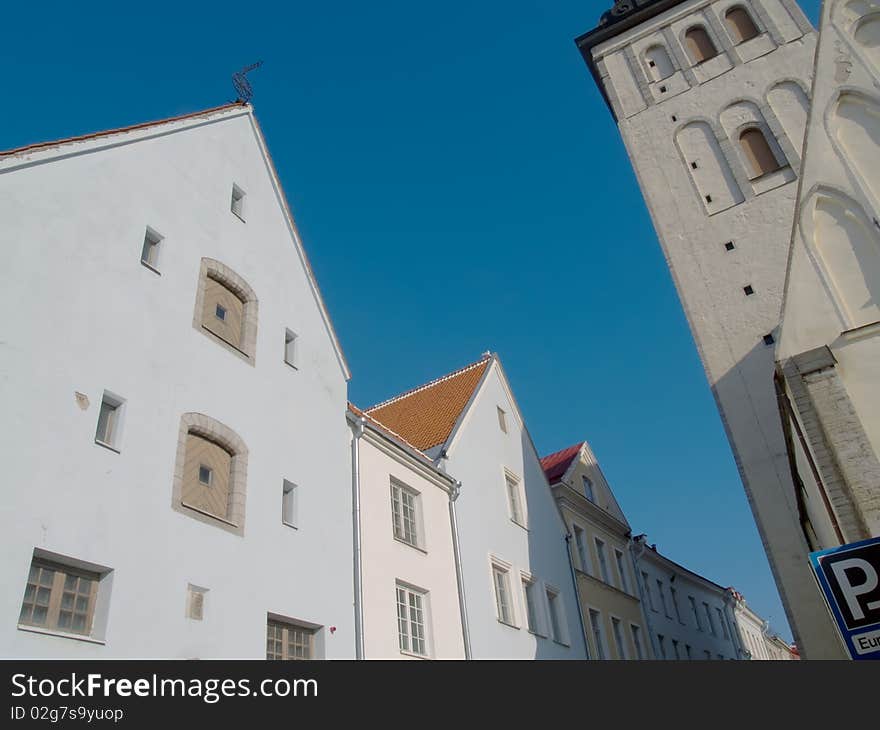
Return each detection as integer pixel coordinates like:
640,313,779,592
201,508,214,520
543,442,649,659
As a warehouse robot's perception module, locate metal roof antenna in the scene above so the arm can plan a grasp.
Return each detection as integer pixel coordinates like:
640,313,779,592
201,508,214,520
232,61,264,103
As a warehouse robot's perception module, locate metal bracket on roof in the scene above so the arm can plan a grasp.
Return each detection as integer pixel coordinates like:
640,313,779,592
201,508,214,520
232,61,263,103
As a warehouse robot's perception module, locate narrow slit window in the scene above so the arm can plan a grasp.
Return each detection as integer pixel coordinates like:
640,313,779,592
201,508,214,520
763,333,775,346
282,480,297,527
140,228,163,271
497,406,507,433
231,185,246,220
284,329,298,368
725,241,736,251
95,392,124,450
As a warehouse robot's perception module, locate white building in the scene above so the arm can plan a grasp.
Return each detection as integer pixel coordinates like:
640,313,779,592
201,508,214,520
632,537,742,659
365,354,589,659
775,0,880,555
575,0,844,657
0,104,356,658
348,406,468,659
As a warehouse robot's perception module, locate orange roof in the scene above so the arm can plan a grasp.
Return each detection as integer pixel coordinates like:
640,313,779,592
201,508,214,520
366,355,491,451
0,102,248,158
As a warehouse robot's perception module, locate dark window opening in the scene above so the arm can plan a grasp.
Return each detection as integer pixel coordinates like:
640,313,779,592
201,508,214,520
744,285,754,295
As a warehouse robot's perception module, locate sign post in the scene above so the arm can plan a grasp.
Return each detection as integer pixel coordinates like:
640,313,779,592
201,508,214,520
810,536,880,660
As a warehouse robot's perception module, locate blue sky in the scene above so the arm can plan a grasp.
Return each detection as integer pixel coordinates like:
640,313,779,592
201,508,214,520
4,0,822,641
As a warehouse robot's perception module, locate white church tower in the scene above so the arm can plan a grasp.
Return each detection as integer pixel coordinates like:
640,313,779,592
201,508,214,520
575,0,844,657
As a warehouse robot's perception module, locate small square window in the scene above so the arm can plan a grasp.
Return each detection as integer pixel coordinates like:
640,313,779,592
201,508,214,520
215,304,227,321
744,285,754,296
725,241,735,251
95,392,125,451
671,115,677,122
659,85,667,93
282,480,298,528
187,585,207,621
691,161,698,170
231,185,246,220
648,60,656,67
497,406,507,433
763,333,775,345
198,465,213,486
705,194,713,203
140,227,163,272
284,329,298,368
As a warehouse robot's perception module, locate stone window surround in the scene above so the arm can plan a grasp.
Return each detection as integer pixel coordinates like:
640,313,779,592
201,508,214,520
192,258,259,365
171,412,248,537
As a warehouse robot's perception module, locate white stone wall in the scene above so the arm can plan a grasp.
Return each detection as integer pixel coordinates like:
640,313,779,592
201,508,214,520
356,426,465,659
0,108,356,658
588,0,844,657
442,361,588,658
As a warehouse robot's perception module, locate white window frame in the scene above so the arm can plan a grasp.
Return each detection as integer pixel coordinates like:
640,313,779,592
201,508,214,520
521,573,542,636
282,479,298,528
396,582,431,658
391,479,422,550
497,406,507,433
491,559,517,628
504,469,527,528
588,607,607,660
94,390,126,453
573,524,590,574
614,549,629,593
545,585,568,645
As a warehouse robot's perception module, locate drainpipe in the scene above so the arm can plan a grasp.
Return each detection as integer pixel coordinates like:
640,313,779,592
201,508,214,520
350,416,366,660
629,535,658,659
565,532,591,659
448,480,472,659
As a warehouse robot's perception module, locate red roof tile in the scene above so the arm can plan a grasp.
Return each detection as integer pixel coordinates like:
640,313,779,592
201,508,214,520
540,442,584,484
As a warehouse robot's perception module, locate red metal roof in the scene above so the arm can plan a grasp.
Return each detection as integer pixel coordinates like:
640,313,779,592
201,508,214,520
540,442,585,484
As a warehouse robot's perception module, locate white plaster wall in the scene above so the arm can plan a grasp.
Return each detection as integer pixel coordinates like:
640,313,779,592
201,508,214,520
443,362,587,659
589,0,845,657
0,109,355,658
637,550,741,659
357,433,465,659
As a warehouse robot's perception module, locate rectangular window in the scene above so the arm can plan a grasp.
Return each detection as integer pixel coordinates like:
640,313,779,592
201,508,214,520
140,227,163,271
704,602,716,635
522,577,539,634
390,480,419,548
658,634,667,659
231,184,246,220
672,639,680,659
492,565,514,626
611,617,627,659
582,475,595,502
187,585,207,621
282,480,297,528
266,618,315,660
546,588,563,643
573,526,589,573
396,584,429,657
643,572,656,611
198,465,213,486
505,473,525,527
631,624,644,659
589,609,606,660
95,392,125,450
657,580,670,617
595,538,611,584
19,558,99,636
671,586,683,623
716,607,730,639
614,549,629,593
685,644,693,660
497,406,507,433
284,329,298,368
689,596,702,630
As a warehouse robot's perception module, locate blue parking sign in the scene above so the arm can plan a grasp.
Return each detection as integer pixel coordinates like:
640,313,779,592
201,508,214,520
810,536,880,660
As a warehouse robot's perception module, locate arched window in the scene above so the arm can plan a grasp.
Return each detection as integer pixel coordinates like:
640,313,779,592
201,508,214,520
739,127,781,178
684,26,718,64
644,45,675,81
725,7,759,44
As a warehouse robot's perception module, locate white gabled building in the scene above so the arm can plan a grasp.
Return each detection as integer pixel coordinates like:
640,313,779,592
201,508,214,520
348,406,468,659
574,0,845,657
365,354,588,659
0,104,356,658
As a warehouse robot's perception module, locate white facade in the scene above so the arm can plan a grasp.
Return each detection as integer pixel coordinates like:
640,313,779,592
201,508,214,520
350,413,466,659
632,538,742,659
0,105,356,658
576,0,844,657
775,0,880,554
437,358,588,659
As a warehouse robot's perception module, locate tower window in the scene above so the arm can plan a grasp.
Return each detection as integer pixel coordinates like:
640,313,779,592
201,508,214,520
725,241,736,251
763,333,775,345
691,161,699,170
659,85,667,94
230,184,246,220
725,7,759,44
739,127,781,179
644,45,675,81
684,26,718,64
140,227,163,272
671,115,677,122
705,194,713,203
744,285,754,295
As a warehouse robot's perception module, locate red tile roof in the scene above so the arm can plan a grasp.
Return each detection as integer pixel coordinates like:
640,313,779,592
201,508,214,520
540,442,584,484
0,102,248,158
365,355,492,452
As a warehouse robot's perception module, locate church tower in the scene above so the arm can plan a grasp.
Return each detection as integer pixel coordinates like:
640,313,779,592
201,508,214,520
576,0,844,657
